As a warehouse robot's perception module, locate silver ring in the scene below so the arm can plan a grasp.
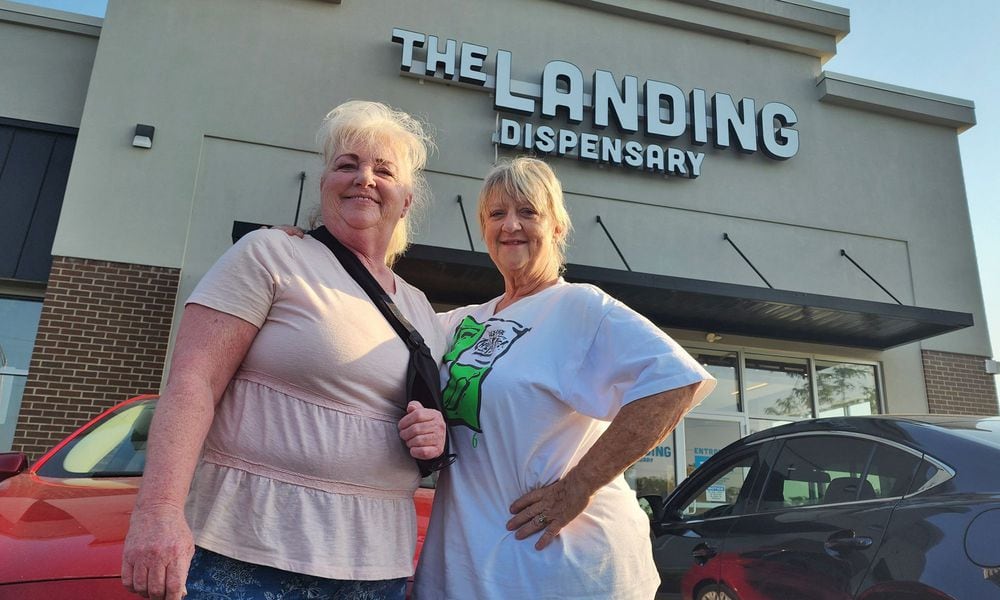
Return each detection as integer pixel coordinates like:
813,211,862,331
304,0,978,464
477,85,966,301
535,514,548,526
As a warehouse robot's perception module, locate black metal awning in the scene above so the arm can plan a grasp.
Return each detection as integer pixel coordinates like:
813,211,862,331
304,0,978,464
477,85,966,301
394,244,973,350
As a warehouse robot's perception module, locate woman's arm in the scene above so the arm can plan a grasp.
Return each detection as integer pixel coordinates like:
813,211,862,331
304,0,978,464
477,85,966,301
121,304,258,600
507,382,699,550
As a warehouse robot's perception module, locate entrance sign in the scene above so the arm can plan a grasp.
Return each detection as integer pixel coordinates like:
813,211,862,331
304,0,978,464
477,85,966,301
392,28,799,179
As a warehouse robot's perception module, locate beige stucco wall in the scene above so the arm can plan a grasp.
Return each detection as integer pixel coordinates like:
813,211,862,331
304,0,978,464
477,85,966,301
43,0,989,412
0,2,99,128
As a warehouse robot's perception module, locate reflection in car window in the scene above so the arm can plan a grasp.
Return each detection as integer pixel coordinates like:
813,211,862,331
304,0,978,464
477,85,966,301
36,400,155,478
759,436,873,510
679,452,757,520
935,418,1000,446
866,443,923,498
758,435,923,510
907,458,953,495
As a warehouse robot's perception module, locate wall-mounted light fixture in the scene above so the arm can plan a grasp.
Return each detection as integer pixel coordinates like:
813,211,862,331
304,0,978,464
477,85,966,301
705,333,723,343
132,124,155,149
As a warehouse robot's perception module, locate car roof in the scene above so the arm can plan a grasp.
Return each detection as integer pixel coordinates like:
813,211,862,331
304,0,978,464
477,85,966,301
741,414,1000,449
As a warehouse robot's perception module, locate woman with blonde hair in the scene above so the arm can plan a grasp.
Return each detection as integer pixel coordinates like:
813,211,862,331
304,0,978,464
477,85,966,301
414,157,716,599
121,100,449,600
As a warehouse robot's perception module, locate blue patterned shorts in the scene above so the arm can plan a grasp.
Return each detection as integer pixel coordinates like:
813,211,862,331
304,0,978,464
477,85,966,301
185,546,407,600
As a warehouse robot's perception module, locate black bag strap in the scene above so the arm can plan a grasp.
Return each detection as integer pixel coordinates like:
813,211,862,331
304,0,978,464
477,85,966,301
309,226,456,475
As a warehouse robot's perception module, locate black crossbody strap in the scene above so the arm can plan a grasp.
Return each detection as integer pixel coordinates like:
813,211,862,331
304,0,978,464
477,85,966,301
309,226,456,475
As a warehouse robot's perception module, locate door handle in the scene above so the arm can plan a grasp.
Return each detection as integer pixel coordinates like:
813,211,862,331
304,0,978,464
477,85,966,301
825,531,874,552
692,543,719,565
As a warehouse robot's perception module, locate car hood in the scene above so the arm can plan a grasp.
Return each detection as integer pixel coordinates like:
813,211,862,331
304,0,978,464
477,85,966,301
0,472,138,585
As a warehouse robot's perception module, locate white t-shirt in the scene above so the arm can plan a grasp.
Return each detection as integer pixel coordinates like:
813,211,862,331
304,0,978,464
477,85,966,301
184,229,446,580
414,280,716,599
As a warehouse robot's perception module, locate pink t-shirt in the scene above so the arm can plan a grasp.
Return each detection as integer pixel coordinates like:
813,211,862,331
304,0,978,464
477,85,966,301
183,229,446,580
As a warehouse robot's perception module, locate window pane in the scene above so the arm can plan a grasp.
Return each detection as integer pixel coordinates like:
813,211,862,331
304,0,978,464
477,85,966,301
749,418,793,435
907,458,952,495
679,452,757,520
0,375,27,450
625,431,676,497
0,298,41,451
0,297,42,369
744,354,812,419
759,435,874,510
687,349,740,413
686,418,742,476
816,361,879,416
866,443,922,498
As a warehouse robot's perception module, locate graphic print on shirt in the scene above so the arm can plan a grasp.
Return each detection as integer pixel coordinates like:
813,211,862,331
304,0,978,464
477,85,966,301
441,315,530,432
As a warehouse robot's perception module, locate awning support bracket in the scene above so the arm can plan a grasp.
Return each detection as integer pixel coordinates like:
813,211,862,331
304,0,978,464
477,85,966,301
457,195,476,251
840,249,903,305
723,233,773,288
294,171,306,227
596,215,632,271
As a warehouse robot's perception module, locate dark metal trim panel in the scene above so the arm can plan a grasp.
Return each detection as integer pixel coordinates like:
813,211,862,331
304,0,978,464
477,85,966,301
0,119,77,282
0,116,79,136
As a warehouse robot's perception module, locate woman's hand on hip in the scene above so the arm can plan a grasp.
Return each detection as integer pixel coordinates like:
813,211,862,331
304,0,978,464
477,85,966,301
121,505,194,600
507,477,592,550
398,401,446,460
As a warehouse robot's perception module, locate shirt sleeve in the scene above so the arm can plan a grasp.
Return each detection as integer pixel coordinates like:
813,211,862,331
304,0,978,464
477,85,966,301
565,297,717,420
436,310,458,341
185,229,294,328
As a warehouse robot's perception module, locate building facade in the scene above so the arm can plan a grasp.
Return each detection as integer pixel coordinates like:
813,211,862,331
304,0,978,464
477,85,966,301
1,0,995,493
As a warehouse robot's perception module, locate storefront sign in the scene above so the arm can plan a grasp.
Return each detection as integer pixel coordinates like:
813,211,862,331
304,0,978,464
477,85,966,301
392,28,799,179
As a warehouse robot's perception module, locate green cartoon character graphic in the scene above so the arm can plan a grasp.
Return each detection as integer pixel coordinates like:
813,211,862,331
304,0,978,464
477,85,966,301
442,315,529,432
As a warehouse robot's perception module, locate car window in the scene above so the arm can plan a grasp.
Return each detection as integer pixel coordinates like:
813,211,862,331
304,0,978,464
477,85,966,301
865,442,923,498
907,458,953,494
757,435,923,510
676,451,758,521
36,400,155,478
759,435,871,510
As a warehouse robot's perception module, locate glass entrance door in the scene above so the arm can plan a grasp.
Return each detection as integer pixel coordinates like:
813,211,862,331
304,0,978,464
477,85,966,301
683,417,744,477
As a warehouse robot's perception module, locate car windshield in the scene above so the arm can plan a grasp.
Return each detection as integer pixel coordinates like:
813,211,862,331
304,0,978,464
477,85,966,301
35,399,155,478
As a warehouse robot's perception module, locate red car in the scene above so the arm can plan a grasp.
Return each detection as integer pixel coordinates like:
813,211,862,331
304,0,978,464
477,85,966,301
0,395,435,599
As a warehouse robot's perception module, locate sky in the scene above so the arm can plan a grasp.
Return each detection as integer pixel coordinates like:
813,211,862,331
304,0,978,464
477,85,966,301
17,0,1000,359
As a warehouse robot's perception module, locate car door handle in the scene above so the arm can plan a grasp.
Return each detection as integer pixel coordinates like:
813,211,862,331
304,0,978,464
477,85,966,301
692,543,719,565
825,531,873,552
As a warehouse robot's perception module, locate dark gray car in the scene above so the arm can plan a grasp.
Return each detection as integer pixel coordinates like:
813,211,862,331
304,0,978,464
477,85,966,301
648,415,1000,600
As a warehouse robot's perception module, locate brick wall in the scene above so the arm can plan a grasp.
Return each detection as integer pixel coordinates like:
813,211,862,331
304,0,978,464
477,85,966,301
922,349,999,416
12,256,180,459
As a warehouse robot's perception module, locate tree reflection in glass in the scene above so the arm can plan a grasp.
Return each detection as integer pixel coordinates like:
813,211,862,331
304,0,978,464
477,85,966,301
745,354,812,419
816,361,878,416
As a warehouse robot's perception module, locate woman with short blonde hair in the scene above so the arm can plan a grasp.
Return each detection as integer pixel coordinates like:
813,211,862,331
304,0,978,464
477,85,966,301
122,100,448,600
416,157,716,599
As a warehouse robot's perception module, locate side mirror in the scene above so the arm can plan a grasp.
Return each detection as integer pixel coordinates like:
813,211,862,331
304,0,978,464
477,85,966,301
663,508,684,523
638,494,665,521
0,452,29,483
648,505,686,538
